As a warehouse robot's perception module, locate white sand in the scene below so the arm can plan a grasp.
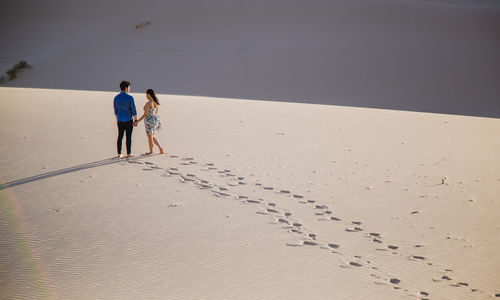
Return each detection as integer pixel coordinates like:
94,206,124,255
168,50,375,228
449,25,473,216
1,87,499,299
1,0,500,299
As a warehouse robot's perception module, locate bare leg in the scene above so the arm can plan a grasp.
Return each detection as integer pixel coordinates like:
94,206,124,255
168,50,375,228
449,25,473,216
146,134,154,154
152,135,164,154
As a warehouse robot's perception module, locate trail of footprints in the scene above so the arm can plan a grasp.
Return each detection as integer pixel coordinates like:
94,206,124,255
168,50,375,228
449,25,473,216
127,154,490,299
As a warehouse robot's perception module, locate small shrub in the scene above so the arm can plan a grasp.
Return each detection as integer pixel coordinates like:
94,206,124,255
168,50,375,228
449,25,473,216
6,67,17,80
4,60,32,80
17,60,31,69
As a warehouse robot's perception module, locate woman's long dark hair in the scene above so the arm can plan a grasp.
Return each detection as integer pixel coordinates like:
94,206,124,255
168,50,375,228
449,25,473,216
146,89,160,105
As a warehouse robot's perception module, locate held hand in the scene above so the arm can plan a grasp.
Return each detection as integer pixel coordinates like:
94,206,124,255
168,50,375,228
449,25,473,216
133,121,138,127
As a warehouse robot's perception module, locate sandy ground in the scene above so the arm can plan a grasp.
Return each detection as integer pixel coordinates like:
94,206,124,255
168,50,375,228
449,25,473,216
1,0,499,117
1,87,499,299
1,0,500,299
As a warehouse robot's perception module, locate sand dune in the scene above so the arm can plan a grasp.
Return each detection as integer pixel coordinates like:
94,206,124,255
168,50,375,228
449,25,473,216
1,87,499,299
1,0,500,298
1,0,499,116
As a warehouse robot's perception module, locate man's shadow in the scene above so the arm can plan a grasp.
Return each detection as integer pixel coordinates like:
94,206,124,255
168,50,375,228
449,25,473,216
1,156,149,190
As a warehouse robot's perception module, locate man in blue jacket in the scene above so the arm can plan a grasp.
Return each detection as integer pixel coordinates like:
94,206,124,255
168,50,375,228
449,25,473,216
114,81,137,158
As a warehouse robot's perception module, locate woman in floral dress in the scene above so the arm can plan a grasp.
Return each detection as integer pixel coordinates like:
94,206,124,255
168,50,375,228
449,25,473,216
135,89,164,155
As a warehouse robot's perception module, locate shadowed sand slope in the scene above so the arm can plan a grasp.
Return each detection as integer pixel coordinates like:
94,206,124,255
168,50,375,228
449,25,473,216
1,87,499,299
0,0,499,117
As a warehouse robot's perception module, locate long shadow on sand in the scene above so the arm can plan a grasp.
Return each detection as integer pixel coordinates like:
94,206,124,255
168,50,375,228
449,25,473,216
0,156,147,190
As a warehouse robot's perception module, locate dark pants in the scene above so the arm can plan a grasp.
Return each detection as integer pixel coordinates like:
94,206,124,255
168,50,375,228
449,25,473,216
117,120,133,155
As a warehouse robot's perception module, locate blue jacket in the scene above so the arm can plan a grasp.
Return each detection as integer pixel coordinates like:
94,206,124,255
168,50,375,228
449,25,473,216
114,92,137,122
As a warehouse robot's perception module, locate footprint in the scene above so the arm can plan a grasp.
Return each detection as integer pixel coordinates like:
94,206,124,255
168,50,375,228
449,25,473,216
293,223,302,227
345,227,363,232
263,187,274,190
307,200,315,203
292,194,304,199
388,245,399,250
369,233,380,237
280,190,291,194
328,243,340,249
331,217,341,221
410,255,426,260
352,221,362,225
247,199,261,204
145,162,154,165
389,278,400,285
194,183,211,189
180,175,195,182
267,208,279,213
303,240,318,246
212,191,230,197
349,262,362,267
284,212,292,217
278,218,290,225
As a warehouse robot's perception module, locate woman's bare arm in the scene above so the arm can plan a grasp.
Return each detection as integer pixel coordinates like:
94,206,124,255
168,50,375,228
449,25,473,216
136,102,151,123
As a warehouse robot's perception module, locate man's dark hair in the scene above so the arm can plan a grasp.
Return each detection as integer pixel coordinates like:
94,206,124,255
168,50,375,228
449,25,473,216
120,80,131,91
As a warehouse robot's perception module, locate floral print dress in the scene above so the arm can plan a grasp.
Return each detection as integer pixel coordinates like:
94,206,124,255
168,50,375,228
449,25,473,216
144,103,162,134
